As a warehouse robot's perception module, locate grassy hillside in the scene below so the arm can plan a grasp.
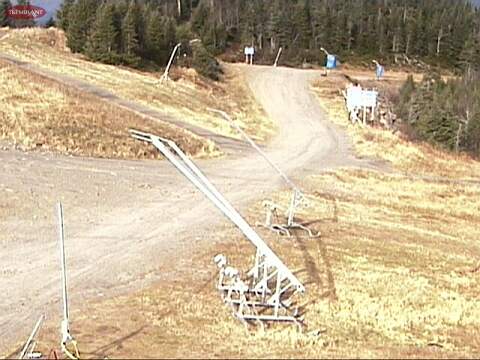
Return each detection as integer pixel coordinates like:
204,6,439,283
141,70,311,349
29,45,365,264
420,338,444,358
0,59,214,159
312,70,480,180
0,28,275,144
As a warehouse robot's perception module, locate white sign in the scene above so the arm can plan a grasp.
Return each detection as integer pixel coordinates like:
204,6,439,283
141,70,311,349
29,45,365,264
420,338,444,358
346,86,378,111
244,46,255,56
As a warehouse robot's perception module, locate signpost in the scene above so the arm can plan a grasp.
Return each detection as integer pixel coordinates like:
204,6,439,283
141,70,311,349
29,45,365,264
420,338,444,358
344,85,378,125
244,46,255,65
320,47,337,76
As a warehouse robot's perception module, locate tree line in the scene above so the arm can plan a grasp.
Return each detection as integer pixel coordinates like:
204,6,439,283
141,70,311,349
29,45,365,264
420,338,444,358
2,0,480,74
396,71,480,157
56,0,222,78
161,0,480,70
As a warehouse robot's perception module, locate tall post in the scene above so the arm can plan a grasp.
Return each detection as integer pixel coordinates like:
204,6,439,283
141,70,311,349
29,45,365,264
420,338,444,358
57,203,79,359
58,202,69,339
161,43,182,83
176,0,181,17
320,47,330,76
273,47,283,67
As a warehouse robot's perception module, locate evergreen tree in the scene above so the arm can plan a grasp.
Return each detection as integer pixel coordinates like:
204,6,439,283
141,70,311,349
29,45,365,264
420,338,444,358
45,17,55,28
458,32,480,74
85,2,120,64
56,0,74,31
0,0,12,27
144,11,165,64
191,41,222,80
66,0,99,53
121,0,141,66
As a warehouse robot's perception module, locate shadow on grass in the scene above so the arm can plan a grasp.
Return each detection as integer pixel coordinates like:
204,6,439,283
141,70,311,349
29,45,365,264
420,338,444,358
290,191,339,303
85,326,146,358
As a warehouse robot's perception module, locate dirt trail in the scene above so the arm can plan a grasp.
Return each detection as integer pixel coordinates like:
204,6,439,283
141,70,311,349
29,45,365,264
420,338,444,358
0,53,247,154
0,62,370,355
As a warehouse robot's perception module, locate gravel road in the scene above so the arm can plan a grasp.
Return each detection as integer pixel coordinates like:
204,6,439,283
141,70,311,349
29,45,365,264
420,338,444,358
0,63,366,355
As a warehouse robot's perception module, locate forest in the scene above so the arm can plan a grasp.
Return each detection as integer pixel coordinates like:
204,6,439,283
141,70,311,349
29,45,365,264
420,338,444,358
2,0,479,71
396,70,480,157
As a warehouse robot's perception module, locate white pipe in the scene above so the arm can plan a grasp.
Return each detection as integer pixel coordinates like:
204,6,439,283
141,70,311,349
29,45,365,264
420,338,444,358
274,47,283,67
208,109,299,192
19,315,44,359
162,43,181,81
57,203,69,328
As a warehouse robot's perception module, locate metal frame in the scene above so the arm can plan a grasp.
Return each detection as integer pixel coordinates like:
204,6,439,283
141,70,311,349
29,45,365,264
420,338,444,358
208,109,318,238
18,315,44,359
130,129,305,324
57,203,80,360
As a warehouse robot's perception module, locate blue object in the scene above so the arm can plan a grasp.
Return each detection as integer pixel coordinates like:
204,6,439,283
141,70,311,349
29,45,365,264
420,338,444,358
376,64,385,79
326,54,337,69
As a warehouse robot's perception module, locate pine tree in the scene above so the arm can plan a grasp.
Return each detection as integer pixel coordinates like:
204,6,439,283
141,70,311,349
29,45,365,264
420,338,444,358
458,32,480,74
85,2,120,64
293,0,312,50
66,0,99,53
144,11,165,64
191,2,208,36
191,41,222,80
121,0,141,66
56,0,74,31
0,0,12,27
45,17,55,28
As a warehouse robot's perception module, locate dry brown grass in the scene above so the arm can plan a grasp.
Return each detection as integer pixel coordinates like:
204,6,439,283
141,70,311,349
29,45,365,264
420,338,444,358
0,60,215,159
17,167,479,358
0,28,275,142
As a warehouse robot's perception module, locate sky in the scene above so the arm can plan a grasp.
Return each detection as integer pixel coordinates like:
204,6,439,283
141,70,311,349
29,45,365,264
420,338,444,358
11,0,61,23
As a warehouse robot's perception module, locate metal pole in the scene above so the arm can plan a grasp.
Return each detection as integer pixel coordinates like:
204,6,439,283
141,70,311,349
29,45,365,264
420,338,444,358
58,203,69,330
208,109,299,192
165,139,240,219
161,43,181,82
19,315,44,359
274,47,283,67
